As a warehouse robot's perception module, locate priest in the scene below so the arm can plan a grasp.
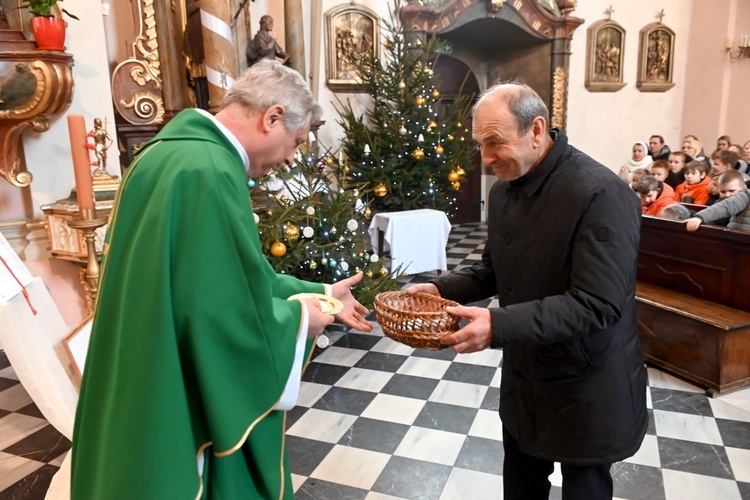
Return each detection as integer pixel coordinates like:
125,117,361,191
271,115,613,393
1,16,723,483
71,59,371,498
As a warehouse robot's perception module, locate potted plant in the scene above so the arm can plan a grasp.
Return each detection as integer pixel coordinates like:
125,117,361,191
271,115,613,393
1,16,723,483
19,0,79,51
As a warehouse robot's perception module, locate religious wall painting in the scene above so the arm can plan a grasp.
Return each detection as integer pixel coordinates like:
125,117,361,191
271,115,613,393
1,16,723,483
585,18,626,92
325,4,379,92
637,22,675,92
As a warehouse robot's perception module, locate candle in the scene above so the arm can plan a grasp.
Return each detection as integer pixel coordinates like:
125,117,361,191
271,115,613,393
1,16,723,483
67,114,94,210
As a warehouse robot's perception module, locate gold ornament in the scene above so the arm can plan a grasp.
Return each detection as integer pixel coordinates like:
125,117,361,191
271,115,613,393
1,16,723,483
399,125,407,135
280,194,289,203
373,183,388,197
456,166,466,178
284,224,300,244
452,181,461,189
448,135,455,141
366,270,374,278
266,209,274,217
428,120,437,129
379,267,388,276
447,171,460,182
270,241,287,257
412,147,425,160
435,144,444,155
364,207,372,219
353,189,360,197
456,122,462,128
398,80,406,89
415,96,426,106
343,165,350,173
431,89,440,98
310,260,317,269
326,156,334,165
460,136,465,141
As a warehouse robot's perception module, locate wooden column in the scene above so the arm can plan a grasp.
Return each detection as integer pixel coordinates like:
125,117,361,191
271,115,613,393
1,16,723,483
284,0,306,79
200,0,236,112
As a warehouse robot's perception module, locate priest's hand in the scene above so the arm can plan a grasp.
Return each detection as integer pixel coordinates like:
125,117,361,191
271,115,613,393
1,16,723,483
304,298,335,338
331,272,373,332
405,283,441,297
438,306,492,354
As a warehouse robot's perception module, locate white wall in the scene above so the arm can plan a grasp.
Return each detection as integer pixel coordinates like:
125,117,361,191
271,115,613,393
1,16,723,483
21,0,117,218
566,0,693,172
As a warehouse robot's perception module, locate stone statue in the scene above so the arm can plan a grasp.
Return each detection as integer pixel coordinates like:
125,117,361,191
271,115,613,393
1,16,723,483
246,15,290,67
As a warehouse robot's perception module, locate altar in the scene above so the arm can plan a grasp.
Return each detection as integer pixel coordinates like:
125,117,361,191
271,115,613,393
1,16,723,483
368,209,451,275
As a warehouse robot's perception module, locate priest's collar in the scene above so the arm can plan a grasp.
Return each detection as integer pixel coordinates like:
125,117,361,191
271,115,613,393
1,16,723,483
510,127,567,196
194,108,250,172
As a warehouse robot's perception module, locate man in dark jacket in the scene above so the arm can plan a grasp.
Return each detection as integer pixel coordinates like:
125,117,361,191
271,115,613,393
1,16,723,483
408,82,647,499
649,134,671,161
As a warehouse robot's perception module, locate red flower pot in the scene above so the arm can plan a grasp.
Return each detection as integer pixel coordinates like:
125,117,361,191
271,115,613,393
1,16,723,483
30,16,66,51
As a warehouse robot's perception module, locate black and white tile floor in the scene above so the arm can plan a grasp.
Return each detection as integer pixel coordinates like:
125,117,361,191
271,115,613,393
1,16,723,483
1,222,750,499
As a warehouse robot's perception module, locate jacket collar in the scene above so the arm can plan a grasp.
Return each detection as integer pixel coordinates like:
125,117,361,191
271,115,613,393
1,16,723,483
510,128,567,197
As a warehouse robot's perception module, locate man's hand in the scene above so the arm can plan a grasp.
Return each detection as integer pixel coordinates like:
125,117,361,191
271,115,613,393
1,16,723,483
685,217,702,232
331,272,373,332
405,283,441,297
439,306,492,354
304,298,334,338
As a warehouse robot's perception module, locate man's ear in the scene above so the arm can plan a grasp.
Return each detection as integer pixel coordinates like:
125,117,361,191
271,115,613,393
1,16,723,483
531,116,547,147
263,104,286,132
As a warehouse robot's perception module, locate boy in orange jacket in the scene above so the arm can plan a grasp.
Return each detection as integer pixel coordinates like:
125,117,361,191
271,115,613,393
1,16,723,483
637,175,675,216
673,160,711,205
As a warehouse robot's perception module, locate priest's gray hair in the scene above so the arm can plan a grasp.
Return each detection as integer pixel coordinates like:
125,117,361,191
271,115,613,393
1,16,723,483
474,81,549,135
221,59,322,132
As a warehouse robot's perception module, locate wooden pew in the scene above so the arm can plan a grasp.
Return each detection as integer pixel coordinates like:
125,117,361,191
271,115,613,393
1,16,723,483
637,214,750,396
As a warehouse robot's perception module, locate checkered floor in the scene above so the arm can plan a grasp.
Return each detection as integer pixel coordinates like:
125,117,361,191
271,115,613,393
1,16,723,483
2,222,750,499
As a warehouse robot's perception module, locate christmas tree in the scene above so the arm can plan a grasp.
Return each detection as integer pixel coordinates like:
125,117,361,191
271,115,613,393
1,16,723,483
251,139,402,308
336,0,475,217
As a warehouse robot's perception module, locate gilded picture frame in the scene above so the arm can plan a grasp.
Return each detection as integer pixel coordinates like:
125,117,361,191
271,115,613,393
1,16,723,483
325,4,379,92
637,23,676,92
585,19,626,92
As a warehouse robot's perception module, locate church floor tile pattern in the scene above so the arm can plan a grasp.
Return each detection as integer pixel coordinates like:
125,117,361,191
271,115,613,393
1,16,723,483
1,222,750,499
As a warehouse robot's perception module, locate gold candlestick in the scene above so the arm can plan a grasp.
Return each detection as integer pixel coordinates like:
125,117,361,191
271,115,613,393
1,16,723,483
67,207,108,314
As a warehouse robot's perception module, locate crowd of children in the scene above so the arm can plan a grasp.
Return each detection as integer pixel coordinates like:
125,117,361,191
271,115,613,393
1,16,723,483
624,134,750,231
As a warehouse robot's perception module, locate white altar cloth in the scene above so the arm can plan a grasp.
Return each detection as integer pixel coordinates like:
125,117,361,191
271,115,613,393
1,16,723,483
368,209,451,275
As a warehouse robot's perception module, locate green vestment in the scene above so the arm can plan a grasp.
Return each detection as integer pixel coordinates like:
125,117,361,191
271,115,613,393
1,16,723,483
72,109,322,499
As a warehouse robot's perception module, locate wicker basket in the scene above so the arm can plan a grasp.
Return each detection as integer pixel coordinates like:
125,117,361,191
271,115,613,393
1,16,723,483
374,291,461,350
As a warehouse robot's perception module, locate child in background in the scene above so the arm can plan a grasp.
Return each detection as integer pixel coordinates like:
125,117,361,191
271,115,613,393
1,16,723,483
685,170,750,231
667,151,691,186
637,175,675,216
673,160,711,205
631,167,650,191
650,160,680,189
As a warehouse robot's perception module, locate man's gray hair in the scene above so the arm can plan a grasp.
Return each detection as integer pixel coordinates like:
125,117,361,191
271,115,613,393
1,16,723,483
473,81,549,134
221,59,322,132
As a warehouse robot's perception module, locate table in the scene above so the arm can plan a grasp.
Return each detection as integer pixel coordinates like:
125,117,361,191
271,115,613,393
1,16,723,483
368,209,451,275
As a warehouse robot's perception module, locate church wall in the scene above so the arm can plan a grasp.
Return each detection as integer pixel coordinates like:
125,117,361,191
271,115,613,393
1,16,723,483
682,0,750,151
566,0,694,172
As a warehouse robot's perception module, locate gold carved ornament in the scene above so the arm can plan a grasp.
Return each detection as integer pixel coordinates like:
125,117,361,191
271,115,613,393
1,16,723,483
551,66,567,130
0,59,74,187
110,0,165,125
